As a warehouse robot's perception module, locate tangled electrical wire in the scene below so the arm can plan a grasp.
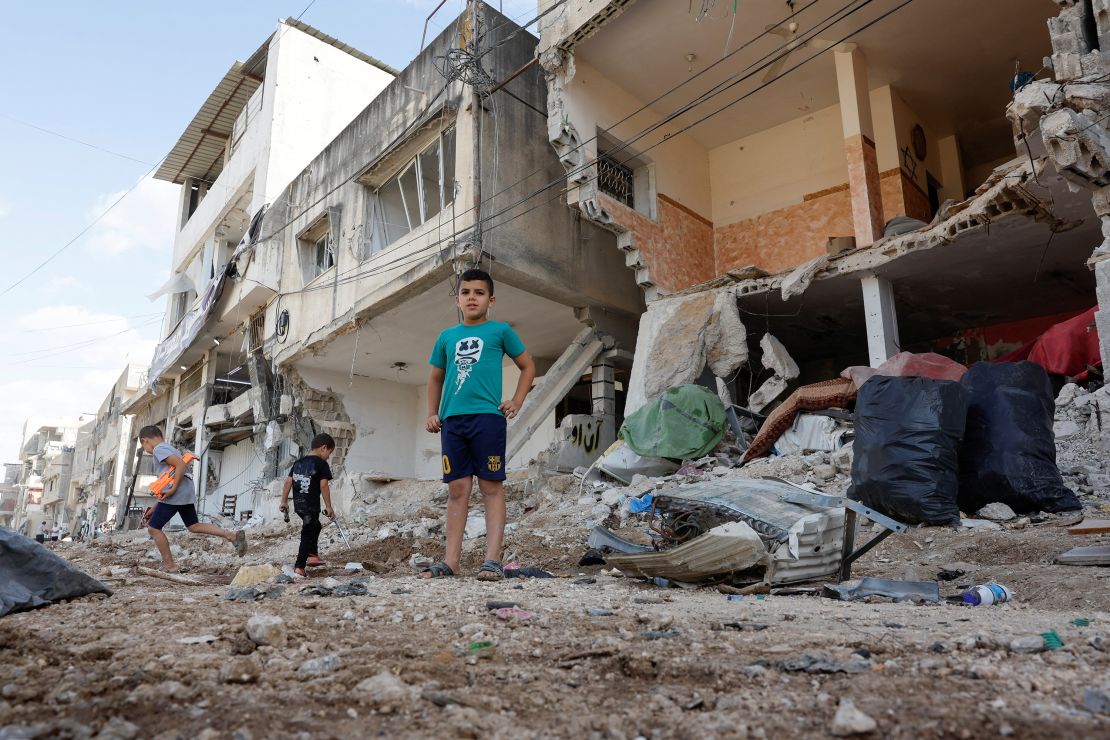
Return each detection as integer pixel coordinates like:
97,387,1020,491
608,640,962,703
433,47,496,92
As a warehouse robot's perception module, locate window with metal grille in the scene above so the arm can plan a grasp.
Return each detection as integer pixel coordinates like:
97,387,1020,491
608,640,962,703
597,153,634,208
248,312,265,353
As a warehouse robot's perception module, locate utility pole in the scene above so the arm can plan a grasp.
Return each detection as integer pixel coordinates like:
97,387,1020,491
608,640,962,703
469,0,483,252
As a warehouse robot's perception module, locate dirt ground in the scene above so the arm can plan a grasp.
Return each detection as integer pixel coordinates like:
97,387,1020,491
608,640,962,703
2,508,1109,739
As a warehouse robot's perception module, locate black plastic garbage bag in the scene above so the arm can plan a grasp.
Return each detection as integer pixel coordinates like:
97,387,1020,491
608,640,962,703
0,528,111,617
849,376,967,526
958,361,1081,514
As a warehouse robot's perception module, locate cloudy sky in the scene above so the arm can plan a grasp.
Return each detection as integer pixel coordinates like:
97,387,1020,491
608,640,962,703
0,0,536,460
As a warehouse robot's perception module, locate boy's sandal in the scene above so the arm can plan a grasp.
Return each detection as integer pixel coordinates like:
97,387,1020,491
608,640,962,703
476,560,504,581
421,561,456,578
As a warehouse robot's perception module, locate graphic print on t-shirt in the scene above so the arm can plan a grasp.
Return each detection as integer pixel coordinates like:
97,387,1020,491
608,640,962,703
292,471,311,496
453,337,484,393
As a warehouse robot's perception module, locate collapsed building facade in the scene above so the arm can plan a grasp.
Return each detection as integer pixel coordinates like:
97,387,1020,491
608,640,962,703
9,418,88,536
537,0,1107,414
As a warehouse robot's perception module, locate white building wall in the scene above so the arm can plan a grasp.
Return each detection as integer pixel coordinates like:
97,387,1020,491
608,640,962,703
298,367,421,480
255,23,396,210
205,436,267,519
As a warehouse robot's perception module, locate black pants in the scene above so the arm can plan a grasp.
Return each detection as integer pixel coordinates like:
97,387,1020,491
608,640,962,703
296,512,322,569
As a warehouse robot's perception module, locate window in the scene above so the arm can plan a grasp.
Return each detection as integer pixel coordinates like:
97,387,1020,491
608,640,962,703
598,153,634,208
313,233,335,276
597,132,656,219
299,211,339,283
365,128,456,256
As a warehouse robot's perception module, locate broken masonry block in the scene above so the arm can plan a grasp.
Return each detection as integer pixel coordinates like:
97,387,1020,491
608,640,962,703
760,334,800,380
747,376,789,414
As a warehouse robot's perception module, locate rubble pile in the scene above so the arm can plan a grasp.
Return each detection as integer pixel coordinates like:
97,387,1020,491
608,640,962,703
1054,383,1110,512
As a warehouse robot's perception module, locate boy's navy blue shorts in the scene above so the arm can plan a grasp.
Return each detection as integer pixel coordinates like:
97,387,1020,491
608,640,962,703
148,503,199,530
441,413,506,483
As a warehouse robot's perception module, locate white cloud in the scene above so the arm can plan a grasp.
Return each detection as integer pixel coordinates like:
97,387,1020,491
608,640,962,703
84,176,178,257
0,304,160,464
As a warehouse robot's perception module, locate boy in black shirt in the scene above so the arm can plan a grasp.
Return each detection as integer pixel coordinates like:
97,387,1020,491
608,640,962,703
278,433,336,577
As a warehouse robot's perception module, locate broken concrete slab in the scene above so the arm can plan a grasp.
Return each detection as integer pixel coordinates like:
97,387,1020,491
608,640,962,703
229,564,282,588
1057,545,1110,565
780,254,830,300
705,288,748,378
760,333,800,380
625,291,716,415
747,375,789,414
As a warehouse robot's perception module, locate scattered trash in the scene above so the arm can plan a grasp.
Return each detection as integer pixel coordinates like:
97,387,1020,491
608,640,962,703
774,413,849,456
627,493,654,514
1074,618,1091,627
850,376,967,526
1047,543,1110,568
620,385,727,461
936,569,966,581
578,549,607,566
782,652,871,674
961,583,1013,606
177,634,218,645
597,439,679,484
467,641,496,659
0,530,111,616
1042,629,1065,650
495,606,536,621
572,577,596,585
719,622,769,631
587,608,614,617
586,526,653,554
224,584,286,602
504,565,555,579
823,577,941,604
725,594,745,602
958,362,1081,515
607,521,766,582
1067,520,1110,535
639,629,681,640
344,562,364,571
300,580,371,598
486,600,518,610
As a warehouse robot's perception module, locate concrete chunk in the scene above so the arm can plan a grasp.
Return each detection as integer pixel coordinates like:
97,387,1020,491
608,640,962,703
760,334,799,379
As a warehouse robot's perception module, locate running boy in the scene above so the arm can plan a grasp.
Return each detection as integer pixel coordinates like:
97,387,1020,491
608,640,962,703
278,433,336,577
139,426,247,573
423,268,535,580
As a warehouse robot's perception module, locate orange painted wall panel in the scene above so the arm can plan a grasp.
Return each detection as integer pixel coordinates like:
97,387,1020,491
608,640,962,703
598,192,715,293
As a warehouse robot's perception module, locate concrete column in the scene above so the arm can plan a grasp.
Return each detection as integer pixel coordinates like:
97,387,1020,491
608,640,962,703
1095,259,1110,372
835,45,885,247
591,357,616,420
861,273,900,367
937,135,966,203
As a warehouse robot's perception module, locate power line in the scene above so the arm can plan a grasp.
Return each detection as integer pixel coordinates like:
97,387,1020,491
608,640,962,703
0,112,155,167
2,317,163,365
0,0,327,303
20,312,165,333
257,0,843,293
279,0,882,294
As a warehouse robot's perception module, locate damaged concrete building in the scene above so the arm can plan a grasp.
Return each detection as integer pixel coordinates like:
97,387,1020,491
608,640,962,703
121,18,399,522
119,5,642,523
537,0,1107,413
10,418,88,536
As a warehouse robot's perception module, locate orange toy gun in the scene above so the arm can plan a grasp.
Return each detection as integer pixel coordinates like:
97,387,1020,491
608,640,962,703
150,452,196,500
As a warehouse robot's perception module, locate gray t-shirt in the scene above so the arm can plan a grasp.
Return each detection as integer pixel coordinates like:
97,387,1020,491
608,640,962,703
153,442,196,506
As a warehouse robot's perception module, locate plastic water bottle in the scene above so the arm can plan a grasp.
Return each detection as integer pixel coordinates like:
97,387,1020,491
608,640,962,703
962,583,1012,606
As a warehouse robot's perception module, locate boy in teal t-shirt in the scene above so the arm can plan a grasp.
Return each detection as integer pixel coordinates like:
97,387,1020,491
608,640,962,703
423,268,536,580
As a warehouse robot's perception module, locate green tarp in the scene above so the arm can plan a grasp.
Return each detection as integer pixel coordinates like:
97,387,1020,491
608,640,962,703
620,385,727,460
